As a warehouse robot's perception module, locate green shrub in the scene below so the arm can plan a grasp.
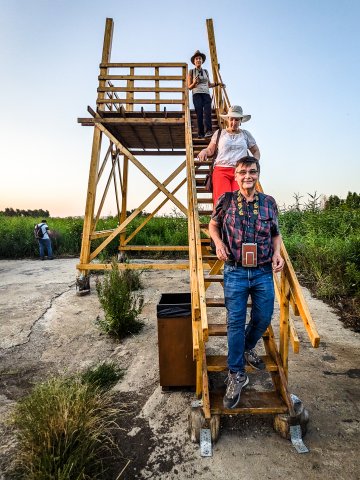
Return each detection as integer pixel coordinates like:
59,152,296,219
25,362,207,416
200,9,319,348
96,260,144,339
81,362,124,391
13,377,116,479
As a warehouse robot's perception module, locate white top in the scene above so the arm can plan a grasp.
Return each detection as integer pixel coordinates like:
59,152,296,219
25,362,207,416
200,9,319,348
210,129,256,167
38,223,49,240
191,68,210,95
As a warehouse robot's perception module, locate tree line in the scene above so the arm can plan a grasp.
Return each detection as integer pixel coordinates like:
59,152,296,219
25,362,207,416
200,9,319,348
0,208,50,217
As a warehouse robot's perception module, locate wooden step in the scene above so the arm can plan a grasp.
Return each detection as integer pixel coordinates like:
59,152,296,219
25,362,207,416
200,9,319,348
199,222,210,228
197,188,209,194
198,209,213,215
194,160,212,166
197,198,213,204
195,168,211,174
206,297,225,307
206,297,252,307
208,323,227,336
207,355,278,372
210,389,288,415
204,274,223,282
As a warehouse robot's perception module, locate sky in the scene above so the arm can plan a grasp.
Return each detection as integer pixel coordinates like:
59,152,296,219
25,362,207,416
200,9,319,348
0,0,359,217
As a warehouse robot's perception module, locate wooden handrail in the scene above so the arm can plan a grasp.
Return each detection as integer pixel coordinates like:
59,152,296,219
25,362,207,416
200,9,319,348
97,63,187,113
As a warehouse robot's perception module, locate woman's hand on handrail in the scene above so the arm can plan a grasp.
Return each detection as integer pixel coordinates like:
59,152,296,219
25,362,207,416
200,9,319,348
197,141,216,161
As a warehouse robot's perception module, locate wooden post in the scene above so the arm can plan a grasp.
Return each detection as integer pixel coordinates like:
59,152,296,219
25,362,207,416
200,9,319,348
119,155,129,250
279,271,290,378
98,18,114,113
206,19,220,109
127,67,134,111
155,67,160,112
79,127,102,269
79,18,113,272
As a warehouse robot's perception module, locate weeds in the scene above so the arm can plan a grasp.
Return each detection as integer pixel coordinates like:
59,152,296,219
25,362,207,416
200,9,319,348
12,376,117,479
96,259,144,339
81,362,124,391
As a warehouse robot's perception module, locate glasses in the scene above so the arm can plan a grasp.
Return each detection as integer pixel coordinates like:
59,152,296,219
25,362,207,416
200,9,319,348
235,169,258,176
229,117,241,121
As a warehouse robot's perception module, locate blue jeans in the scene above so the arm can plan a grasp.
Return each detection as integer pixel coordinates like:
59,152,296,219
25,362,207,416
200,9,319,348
38,238,53,259
193,93,212,136
224,263,275,373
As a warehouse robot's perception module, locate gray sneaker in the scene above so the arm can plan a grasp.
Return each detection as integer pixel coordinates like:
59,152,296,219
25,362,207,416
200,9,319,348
223,372,249,409
245,348,265,370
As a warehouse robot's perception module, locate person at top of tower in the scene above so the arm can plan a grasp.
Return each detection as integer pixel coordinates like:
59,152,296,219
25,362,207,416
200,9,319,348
197,105,261,206
187,50,225,139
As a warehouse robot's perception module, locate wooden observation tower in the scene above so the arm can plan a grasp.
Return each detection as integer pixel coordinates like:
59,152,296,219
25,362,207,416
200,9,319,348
77,18,320,453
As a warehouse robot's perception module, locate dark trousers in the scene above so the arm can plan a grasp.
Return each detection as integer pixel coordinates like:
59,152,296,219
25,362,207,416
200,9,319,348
193,93,212,136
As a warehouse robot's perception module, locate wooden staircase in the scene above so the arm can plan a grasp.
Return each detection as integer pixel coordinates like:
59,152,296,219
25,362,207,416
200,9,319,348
189,108,291,417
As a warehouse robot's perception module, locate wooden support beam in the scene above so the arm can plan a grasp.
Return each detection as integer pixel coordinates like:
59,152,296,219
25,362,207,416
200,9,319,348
98,74,183,80
79,127,102,268
96,143,112,184
78,117,185,125
100,62,187,68
95,123,188,215
119,245,188,251
88,157,186,261
123,177,187,246
97,86,185,93
92,155,117,229
97,98,185,104
76,262,189,271
127,150,186,156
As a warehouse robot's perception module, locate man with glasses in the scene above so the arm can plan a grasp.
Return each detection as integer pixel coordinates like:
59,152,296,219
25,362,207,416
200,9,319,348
209,156,284,409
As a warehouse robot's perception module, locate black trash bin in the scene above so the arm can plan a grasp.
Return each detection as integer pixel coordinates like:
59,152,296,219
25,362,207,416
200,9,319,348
157,293,196,388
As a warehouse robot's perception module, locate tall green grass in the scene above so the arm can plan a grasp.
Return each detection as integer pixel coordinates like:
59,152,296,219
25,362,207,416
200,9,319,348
1,209,359,320
13,376,117,479
280,209,360,304
0,215,189,258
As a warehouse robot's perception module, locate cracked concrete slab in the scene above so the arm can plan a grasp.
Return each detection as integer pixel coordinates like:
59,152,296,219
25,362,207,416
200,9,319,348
0,259,359,479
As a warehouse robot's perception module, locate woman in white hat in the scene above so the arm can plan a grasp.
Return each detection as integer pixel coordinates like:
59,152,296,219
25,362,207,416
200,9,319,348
188,50,224,138
197,105,261,205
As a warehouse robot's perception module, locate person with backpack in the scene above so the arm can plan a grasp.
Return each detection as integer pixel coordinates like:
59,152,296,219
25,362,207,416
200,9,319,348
34,219,53,260
209,156,284,409
197,105,261,206
188,50,225,139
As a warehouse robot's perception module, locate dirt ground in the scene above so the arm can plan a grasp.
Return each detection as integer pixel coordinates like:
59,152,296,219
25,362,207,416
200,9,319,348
0,258,359,480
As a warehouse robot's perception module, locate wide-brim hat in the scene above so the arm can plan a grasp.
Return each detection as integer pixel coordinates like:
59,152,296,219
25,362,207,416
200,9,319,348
191,50,206,64
220,105,251,123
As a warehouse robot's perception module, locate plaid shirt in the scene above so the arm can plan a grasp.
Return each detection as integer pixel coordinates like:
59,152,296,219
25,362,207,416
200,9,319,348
211,190,280,265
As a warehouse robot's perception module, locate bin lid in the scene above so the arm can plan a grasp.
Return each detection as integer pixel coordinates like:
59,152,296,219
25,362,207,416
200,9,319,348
157,293,191,317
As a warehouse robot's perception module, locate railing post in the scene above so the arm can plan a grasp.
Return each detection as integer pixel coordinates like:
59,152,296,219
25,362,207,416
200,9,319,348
127,67,134,111
155,67,160,112
279,270,290,378
97,18,113,113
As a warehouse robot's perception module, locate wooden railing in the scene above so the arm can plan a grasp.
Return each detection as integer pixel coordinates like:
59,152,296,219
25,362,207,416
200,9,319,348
184,68,210,407
96,63,187,113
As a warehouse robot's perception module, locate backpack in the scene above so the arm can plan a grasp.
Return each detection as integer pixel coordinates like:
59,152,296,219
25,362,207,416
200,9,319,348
34,223,44,239
210,192,233,254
